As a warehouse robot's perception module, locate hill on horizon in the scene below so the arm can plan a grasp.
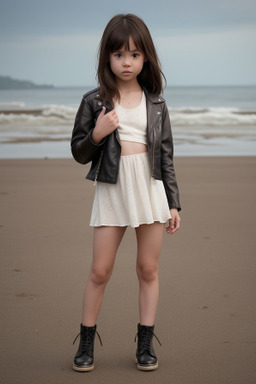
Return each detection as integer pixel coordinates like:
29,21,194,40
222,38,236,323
0,76,54,90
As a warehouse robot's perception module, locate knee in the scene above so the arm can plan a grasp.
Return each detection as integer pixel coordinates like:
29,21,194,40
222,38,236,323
137,263,158,283
90,267,111,286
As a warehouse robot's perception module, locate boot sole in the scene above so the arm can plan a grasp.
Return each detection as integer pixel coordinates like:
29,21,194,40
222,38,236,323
135,358,158,371
72,363,94,372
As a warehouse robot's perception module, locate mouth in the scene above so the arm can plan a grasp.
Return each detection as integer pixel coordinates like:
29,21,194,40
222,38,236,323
122,71,132,75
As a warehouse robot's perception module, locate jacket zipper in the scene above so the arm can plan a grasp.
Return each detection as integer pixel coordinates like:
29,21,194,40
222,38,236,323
93,101,109,185
94,150,104,186
151,128,156,179
94,109,119,186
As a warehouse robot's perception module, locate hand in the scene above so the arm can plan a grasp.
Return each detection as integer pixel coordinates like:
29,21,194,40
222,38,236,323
166,208,181,235
92,107,119,143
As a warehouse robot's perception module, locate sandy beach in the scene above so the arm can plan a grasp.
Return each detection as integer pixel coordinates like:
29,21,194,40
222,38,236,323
1,156,256,384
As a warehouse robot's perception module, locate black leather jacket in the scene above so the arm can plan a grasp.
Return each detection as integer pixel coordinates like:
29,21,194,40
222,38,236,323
71,87,181,211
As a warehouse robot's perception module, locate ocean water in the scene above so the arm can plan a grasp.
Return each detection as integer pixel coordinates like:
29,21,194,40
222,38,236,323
0,85,255,158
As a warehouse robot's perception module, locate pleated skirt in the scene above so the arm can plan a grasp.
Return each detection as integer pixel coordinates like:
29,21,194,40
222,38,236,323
90,152,171,228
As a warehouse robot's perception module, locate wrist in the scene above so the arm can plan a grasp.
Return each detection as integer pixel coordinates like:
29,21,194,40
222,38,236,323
91,127,104,144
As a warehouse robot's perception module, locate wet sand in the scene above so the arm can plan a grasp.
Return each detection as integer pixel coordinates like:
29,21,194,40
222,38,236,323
0,157,256,384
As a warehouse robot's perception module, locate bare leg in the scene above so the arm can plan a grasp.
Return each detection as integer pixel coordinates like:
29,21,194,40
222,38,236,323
135,222,165,326
82,226,126,326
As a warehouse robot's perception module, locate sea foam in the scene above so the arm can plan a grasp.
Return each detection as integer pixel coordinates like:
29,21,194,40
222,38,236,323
1,104,255,127
169,107,256,126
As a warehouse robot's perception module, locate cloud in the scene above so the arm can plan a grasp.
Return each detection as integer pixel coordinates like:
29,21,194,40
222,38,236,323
1,0,256,37
1,0,256,85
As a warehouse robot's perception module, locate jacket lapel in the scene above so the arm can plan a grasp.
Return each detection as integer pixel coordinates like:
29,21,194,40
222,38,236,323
144,90,164,133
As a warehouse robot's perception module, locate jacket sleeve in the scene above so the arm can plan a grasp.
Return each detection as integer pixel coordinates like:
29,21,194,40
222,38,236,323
161,102,181,211
71,96,105,164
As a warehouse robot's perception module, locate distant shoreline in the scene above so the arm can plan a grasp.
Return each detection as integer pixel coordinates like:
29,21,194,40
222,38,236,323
1,78,256,91
0,76,54,90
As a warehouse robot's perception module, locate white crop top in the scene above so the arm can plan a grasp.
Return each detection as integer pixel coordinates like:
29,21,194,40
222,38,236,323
115,92,147,145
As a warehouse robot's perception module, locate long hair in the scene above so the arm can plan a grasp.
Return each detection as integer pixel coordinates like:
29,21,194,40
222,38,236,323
97,14,166,103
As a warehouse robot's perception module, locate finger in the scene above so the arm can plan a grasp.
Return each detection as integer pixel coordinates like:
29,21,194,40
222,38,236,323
165,219,172,234
105,109,118,121
98,106,106,119
111,111,119,122
109,111,119,127
166,217,180,234
170,218,180,234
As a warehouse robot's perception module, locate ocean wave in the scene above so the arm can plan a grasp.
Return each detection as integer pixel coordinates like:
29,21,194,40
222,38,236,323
0,104,256,128
0,104,77,125
169,107,256,126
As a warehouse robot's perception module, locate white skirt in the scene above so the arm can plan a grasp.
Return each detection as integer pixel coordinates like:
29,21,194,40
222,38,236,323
90,152,171,227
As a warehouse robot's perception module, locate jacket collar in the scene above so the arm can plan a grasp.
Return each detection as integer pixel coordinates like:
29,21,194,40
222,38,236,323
93,86,165,106
142,86,165,104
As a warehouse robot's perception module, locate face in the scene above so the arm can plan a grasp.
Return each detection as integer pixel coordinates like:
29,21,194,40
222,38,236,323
109,36,145,84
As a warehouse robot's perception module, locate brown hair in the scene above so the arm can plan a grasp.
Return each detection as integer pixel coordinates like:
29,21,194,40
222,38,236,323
97,14,166,103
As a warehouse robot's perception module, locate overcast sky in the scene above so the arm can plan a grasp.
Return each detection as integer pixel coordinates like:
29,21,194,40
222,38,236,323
1,0,256,86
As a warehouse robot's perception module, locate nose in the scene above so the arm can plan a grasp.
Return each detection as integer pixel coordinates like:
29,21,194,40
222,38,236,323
123,56,131,67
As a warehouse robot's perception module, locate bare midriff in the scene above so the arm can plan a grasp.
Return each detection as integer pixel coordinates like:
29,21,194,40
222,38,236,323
120,140,148,156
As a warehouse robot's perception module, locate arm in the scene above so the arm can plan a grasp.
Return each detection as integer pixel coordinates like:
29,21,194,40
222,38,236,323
71,97,105,164
161,102,181,211
71,98,119,165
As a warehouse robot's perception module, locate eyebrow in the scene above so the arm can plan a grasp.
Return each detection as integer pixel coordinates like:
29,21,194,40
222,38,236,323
115,48,139,52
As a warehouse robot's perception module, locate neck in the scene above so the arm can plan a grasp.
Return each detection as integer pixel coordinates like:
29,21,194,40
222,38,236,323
116,78,141,94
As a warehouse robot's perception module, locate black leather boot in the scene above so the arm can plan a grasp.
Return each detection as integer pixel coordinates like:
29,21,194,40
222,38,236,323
135,323,161,371
72,324,102,372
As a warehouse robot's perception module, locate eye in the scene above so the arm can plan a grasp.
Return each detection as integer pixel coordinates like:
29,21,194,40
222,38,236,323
114,53,122,58
132,53,139,58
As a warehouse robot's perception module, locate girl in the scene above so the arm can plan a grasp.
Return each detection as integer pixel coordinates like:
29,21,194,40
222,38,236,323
71,13,181,372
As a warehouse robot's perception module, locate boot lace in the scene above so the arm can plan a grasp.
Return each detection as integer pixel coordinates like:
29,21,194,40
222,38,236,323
73,328,103,353
134,327,162,352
